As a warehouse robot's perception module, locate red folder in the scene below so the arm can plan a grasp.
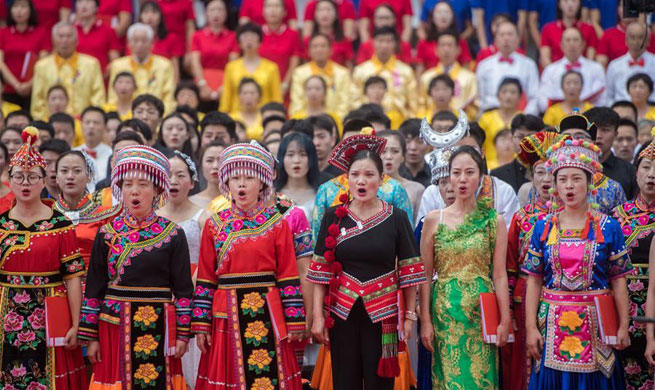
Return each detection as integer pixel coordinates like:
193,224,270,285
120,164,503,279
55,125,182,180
594,295,619,345
479,292,515,344
45,296,71,347
266,288,289,341
164,304,177,356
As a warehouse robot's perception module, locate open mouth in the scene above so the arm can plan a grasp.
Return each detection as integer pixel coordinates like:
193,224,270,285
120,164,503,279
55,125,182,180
356,188,366,196
565,192,575,201
131,199,141,207
21,189,30,197
169,188,179,195
384,163,393,170
238,190,246,197
458,185,467,193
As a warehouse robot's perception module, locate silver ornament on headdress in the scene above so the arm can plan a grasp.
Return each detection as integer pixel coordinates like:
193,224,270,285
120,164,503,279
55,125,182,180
173,150,199,182
425,146,459,184
420,109,469,148
79,150,96,180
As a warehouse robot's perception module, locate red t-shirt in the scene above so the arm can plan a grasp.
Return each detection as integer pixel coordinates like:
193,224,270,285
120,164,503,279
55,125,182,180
0,27,48,94
33,0,72,33
0,2,7,22
97,0,132,24
359,0,412,35
155,0,195,51
304,0,356,22
239,0,298,26
415,38,472,69
191,27,239,70
259,25,301,78
540,20,598,62
76,20,120,71
356,39,413,65
597,25,655,62
301,35,354,66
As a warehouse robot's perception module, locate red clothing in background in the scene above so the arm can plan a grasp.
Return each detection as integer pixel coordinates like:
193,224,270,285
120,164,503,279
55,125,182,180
259,25,301,78
191,27,239,70
415,38,472,68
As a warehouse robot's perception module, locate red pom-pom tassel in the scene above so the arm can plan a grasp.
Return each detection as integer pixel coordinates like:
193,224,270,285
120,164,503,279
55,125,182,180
323,250,335,262
377,357,400,378
335,206,348,218
338,193,349,204
328,224,340,236
331,261,342,274
324,316,335,329
325,236,337,249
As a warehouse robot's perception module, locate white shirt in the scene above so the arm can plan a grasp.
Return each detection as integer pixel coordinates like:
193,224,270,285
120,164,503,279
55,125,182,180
415,176,520,229
476,51,540,115
74,143,112,187
539,56,607,112
606,51,655,104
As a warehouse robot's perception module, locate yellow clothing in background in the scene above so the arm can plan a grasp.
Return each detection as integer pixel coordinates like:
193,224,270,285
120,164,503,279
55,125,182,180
1,101,21,118
31,53,105,121
107,55,176,114
478,109,520,170
542,101,594,127
229,111,264,141
207,195,230,213
645,106,655,121
219,57,282,114
289,61,351,118
350,55,417,121
101,103,133,121
419,62,478,118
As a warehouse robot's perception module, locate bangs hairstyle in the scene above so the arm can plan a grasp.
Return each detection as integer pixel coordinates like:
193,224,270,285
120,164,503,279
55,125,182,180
274,133,322,191
155,113,195,156
448,145,485,177
377,129,406,156
312,0,344,40
8,0,38,27
139,1,168,39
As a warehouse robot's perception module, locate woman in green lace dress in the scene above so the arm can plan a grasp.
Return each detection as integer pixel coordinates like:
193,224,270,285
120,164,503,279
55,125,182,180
419,146,512,389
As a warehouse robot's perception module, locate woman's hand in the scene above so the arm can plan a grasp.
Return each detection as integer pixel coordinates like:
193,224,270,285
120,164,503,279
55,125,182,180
64,326,78,350
175,340,189,359
614,325,631,350
645,338,655,366
420,319,434,352
402,319,414,340
496,320,510,348
526,326,544,360
196,333,212,354
87,341,101,364
311,313,329,345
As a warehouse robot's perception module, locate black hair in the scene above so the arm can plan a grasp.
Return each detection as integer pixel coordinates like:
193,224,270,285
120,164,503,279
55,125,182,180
373,25,398,39
168,152,197,188
1,126,23,138
432,111,458,126
201,111,237,140
112,130,144,149
307,114,339,141
343,118,373,135
618,118,639,137
429,74,455,92
448,145,485,177
131,94,165,118
627,72,654,94
364,76,387,92
281,119,314,138
260,102,287,116
610,100,639,121
117,118,154,142
81,106,107,124
199,139,227,162
262,115,286,130
426,1,459,41
106,112,120,123
556,0,582,21
498,77,523,96
467,122,486,148
311,0,344,41
349,149,384,175
175,104,199,128
55,150,89,174
494,128,512,144
5,110,32,126
29,121,54,138
113,71,136,88
377,129,406,156
49,112,75,128
140,1,168,39
435,29,459,44
635,140,654,168
362,109,391,130
490,13,513,31
398,118,421,139
156,113,195,155
263,129,282,143
8,0,38,27
175,81,201,101
47,84,68,99
238,77,262,96
510,114,544,134
237,22,263,42
561,69,584,87
38,138,71,155
584,106,620,131
0,142,8,164
308,32,333,48
275,133,322,191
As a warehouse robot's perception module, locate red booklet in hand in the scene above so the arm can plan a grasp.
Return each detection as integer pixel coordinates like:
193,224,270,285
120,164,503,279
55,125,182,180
594,295,619,345
479,292,515,344
45,296,71,347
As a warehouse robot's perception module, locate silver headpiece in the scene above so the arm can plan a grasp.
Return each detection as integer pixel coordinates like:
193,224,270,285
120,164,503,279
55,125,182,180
419,109,468,148
79,150,96,180
426,146,459,184
173,150,199,182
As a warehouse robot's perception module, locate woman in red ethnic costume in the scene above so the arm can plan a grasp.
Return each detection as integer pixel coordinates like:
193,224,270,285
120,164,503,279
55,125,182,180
192,141,305,390
502,131,566,390
0,127,87,390
78,145,194,390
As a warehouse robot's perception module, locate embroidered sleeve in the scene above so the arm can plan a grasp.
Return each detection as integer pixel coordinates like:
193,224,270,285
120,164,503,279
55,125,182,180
395,208,425,288
191,219,220,334
307,211,334,285
521,220,546,277
275,220,306,332
607,218,635,280
170,231,194,340
392,183,414,224
59,225,85,279
78,230,110,341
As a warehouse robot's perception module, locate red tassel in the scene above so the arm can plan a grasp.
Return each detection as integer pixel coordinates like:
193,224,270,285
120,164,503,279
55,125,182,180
540,221,550,242
377,357,400,378
398,340,406,352
580,215,591,240
325,316,335,329
331,261,342,274
594,215,605,243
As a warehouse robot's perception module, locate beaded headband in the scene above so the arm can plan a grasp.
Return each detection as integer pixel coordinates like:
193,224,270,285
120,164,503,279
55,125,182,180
544,138,602,176
10,127,46,171
174,150,199,182
328,127,387,172
111,145,171,206
517,131,569,169
218,140,275,198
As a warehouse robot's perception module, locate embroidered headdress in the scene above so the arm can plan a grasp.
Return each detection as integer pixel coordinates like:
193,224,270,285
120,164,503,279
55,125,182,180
426,146,459,184
544,138,602,176
556,109,598,140
111,145,171,205
638,126,655,161
518,131,569,170
420,109,469,184
328,127,387,172
10,127,46,171
218,140,275,198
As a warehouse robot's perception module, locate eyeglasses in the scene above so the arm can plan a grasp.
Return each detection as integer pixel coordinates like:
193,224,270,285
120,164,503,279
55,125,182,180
10,174,44,185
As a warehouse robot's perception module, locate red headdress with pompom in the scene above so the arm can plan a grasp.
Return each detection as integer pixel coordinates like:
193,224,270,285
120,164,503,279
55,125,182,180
10,127,46,171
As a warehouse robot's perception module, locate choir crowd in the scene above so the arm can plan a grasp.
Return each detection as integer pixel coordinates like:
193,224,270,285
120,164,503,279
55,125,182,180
0,0,654,389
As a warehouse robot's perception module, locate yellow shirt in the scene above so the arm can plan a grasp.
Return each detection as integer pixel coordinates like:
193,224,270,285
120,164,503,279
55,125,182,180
207,195,230,213
230,111,264,141
478,109,520,170
107,55,176,114
350,55,417,120
419,62,478,118
645,106,655,121
219,57,282,114
31,53,106,121
289,61,351,119
1,101,21,118
101,103,133,121
543,101,594,127
291,110,343,136
415,107,461,123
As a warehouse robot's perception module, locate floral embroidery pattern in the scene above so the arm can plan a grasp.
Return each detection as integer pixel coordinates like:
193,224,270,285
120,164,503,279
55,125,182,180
244,321,269,346
241,292,266,318
247,349,274,374
133,305,160,330
558,311,584,333
251,377,276,390
133,363,162,387
559,336,587,360
134,334,160,359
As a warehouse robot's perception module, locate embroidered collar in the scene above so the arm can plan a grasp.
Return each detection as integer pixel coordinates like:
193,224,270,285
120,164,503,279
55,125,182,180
123,209,158,229
57,193,91,212
635,194,655,212
230,201,266,220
